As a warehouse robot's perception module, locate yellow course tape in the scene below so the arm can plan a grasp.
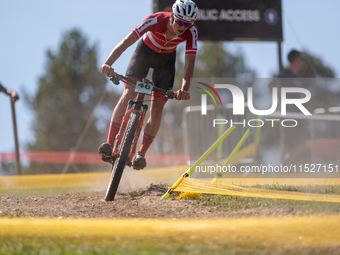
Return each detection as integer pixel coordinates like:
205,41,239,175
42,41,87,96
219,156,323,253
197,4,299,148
176,178,340,203
2,167,340,203
0,166,188,190
1,170,339,191
215,177,340,186
162,126,236,199
0,172,109,190
1,216,340,247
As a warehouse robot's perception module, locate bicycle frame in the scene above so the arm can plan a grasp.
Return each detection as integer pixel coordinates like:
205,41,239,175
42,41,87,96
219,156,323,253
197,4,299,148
109,73,178,167
104,74,178,200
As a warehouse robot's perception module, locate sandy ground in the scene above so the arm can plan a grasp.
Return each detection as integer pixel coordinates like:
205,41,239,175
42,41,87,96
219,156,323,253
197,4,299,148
0,183,310,219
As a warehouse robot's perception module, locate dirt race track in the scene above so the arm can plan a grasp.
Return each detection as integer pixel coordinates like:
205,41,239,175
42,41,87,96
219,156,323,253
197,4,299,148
1,183,340,249
0,183,319,219
2,167,340,219
1,168,340,249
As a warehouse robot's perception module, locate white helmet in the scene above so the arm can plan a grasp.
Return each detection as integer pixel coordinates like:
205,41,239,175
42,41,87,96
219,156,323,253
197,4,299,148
172,0,198,22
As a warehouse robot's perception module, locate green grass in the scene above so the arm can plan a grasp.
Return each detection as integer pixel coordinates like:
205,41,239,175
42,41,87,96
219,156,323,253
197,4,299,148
0,241,339,255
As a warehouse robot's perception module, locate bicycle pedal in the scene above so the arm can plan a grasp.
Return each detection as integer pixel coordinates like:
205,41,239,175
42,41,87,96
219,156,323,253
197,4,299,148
132,166,142,171
101,156,112,163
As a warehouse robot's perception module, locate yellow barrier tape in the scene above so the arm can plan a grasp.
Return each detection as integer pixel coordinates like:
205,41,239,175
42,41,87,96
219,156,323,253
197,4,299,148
0,172,109,190
0,165,188,190
178,192,202,199
162,126,235,199
214,178,340,186
175,178,340,203
1,216,340,247
169,176,185,191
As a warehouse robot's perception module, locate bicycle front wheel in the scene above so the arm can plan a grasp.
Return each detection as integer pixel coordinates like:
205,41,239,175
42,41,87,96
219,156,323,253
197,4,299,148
104,111,140,201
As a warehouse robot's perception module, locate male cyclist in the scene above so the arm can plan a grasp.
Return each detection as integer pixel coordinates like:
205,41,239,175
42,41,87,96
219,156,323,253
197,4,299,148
99,0,199,170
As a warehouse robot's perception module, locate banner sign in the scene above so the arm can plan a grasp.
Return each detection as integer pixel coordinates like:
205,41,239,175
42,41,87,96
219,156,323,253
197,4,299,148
153,0,282,41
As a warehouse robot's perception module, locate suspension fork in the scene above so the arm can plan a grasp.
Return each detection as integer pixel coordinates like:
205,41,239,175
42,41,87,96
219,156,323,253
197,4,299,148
111,108,141,158
127,104,148,164
111,93,148,162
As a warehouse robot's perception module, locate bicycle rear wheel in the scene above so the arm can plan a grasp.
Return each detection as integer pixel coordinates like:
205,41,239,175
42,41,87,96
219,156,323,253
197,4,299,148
104,111,140,201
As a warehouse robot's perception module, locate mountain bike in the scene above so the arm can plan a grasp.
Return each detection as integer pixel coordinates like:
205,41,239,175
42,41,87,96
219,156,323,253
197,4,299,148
104,73,178,201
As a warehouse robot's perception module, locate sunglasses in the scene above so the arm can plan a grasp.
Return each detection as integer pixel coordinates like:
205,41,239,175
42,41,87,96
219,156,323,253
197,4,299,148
174,17,193,27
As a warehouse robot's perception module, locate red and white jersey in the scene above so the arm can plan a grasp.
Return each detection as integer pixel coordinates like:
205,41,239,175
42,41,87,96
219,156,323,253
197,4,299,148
133,12,198,54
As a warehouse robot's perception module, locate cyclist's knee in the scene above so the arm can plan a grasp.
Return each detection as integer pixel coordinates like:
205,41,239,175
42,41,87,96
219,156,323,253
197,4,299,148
150,103,165,118
123,84,136,96
119,85,136,103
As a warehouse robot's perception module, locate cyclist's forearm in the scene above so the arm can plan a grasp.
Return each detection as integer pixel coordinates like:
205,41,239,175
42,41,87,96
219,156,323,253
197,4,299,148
104,32,138,66
181,53,196,90
182,61,195,91
104,44,126,66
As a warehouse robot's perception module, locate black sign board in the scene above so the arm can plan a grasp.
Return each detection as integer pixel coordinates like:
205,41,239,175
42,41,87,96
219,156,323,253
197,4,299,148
153,0,282,41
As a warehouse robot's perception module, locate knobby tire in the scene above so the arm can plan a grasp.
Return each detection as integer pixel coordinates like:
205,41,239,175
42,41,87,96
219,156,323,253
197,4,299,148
104,111,140,201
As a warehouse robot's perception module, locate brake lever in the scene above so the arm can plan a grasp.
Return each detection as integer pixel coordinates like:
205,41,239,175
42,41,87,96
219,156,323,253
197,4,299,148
110,76,120,85
165,88,176,99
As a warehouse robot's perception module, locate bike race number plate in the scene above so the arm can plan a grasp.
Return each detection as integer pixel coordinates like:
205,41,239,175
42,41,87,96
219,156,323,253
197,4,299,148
135,82,153,95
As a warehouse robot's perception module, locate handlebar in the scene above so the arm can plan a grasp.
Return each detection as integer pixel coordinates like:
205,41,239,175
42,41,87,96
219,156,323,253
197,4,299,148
110,73,185,100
